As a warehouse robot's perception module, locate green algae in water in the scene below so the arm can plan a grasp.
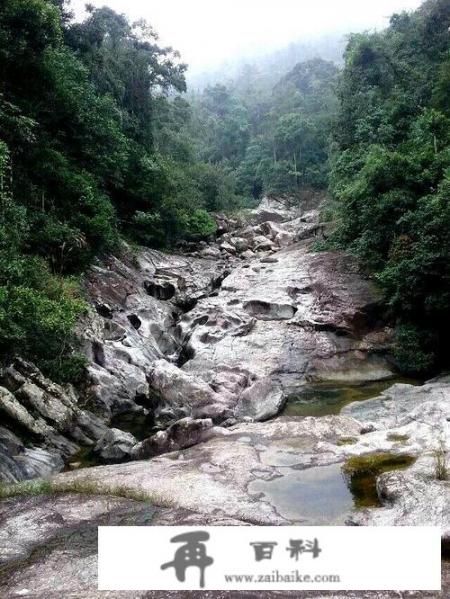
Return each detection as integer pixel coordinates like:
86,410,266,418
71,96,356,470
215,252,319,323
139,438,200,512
342,453,416,508
386,433,410,443
337,437,358,446
283,378,420,418
249,454,416,524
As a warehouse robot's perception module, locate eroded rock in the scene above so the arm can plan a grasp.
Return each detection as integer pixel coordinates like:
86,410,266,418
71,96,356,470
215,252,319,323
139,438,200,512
149,360,231,421
0,360,108,482
52,377,449,539
93,428,137,463
131,417,223,460
178,242,393,421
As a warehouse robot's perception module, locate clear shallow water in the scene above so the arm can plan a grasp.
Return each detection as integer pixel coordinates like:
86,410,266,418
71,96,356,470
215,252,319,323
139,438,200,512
249,454,416,524
249,463,354,524
343,453,416,509
265,380,421,523
283,378,420,418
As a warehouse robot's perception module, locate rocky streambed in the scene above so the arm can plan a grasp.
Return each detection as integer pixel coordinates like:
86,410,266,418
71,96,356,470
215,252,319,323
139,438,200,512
0,195,449,597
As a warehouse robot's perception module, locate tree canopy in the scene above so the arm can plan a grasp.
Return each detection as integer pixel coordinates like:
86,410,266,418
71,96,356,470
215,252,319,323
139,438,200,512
189,57,339,200
0,0,234,379
329,0,450,375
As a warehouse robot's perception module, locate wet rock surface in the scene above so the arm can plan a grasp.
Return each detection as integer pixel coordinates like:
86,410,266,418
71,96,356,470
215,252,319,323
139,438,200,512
53,416,363,525
51,374,449,532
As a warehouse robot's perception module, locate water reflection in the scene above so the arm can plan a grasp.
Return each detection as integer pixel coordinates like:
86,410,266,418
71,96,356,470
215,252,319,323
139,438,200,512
249,453,416,524
283,378,420,418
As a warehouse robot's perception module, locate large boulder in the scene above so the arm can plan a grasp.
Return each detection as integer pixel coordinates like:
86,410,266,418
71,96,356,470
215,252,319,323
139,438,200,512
247,196,299,224
235,378,285,421
93,428,137,463
149,360,232,421
229,236,249,253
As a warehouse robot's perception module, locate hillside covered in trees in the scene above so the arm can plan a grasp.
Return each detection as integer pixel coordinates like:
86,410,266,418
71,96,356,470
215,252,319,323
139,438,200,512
0,0,449,382
328,0,450,375
189,57,338,198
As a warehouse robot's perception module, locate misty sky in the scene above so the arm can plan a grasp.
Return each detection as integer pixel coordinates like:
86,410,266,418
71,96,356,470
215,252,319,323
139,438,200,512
71,0,424,74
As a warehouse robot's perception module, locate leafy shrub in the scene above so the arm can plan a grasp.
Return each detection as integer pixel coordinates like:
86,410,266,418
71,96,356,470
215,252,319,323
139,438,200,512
393,324,436,376
184,209,217,240
0,272,86,381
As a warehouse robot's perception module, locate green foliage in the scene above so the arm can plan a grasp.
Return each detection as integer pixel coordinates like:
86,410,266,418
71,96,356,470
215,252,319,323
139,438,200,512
193,84,250,168
131,203,215,248
245,59,337,196
0,282,85,364
42,352,88,385
393,324,436,376
0,1,240,382
0,151,87,381
189,58,338,200
330,0,450,375
184,209,217,240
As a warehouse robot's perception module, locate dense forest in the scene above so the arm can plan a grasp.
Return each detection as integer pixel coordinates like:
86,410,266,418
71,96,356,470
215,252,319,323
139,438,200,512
0,0,230,381
189,57,338,198
0,0,449,381
328,0,450,375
